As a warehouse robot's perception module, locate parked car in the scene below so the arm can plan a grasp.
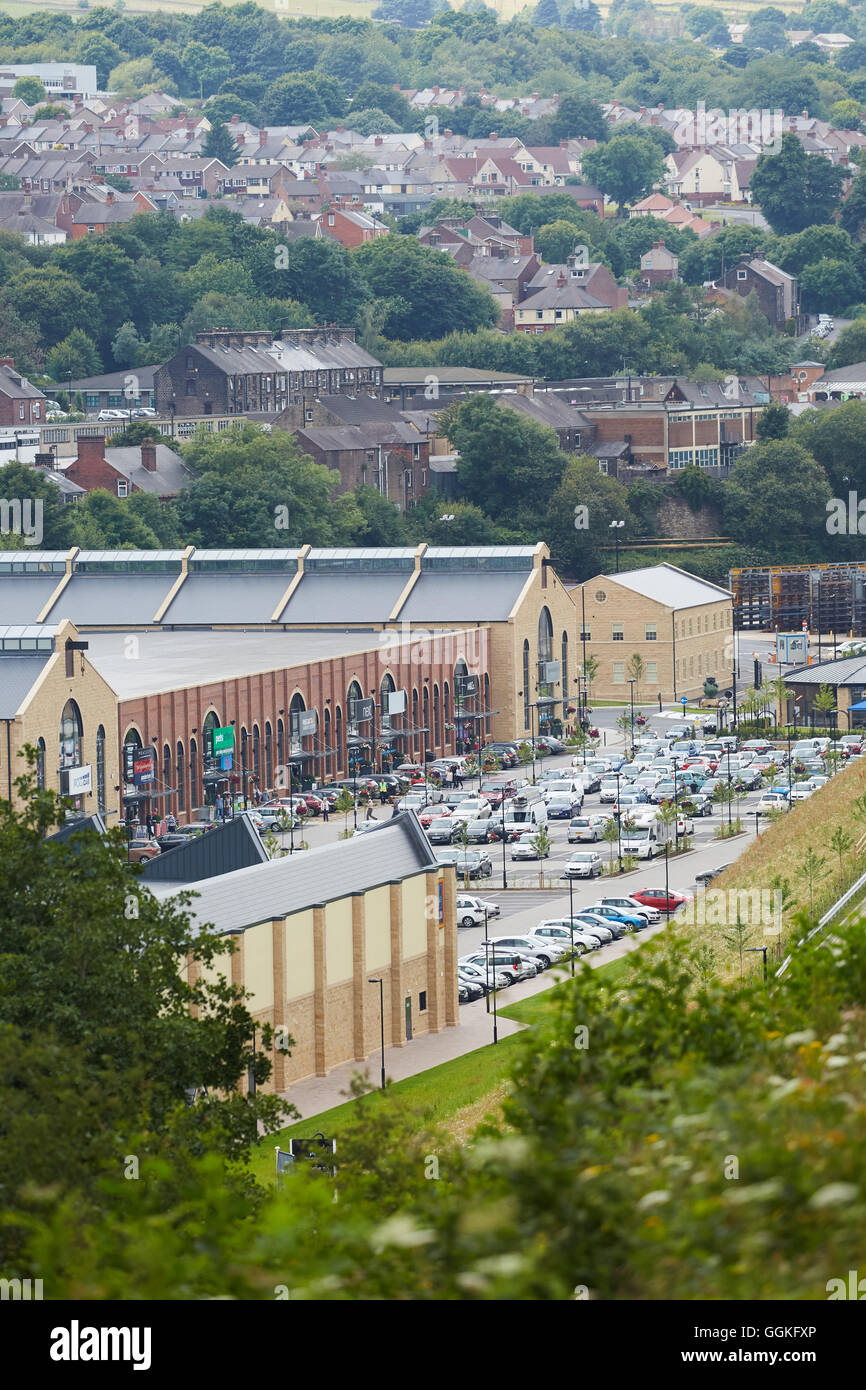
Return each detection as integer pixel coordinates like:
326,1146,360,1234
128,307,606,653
534,917,603,951
450,796,492,824
437,849,493,879
484,743,520,768
572,767,601,793
128,837,161,863
426,817,455,845
456,893,500,919
459,951,536,983
458,975,484,1002
490,933,569,969
511,832,549,860
546,791,582,819
599,895,659,924
632,886,691,912
568,814,611,843
571,913,617,943
757,790,790,814
459,961,511,992
561,850,603,879
585,902,645,931
694,866,729,886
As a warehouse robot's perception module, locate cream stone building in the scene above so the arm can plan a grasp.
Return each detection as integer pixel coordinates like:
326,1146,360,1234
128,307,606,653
572,564,735,704
158,814,459,1090
0,619,119,813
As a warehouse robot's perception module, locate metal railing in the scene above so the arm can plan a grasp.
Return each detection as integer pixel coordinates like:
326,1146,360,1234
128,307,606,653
775,862,866,978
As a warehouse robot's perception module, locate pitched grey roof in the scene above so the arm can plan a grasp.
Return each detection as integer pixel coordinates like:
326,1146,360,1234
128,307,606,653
785,655,866,685
67,366,157,392
105,445,193,496
148,811,436,934
278,572,408,623
42,574,175,626
0,576,64,624
605,563,733,609
0,653,51,716
399,571,530,622
140,813,269,885
162,573,293,625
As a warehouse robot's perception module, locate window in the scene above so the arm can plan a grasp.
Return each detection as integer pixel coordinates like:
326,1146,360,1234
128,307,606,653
177,740,185,812
421,469,427,486
579,629,591,642
117,481,128,498
163,743,171,812
59,699,83,770
737,269,747,280
419,991,427,1013
523,640,530,729
190,737,198,809
669,449,694,469
695,447,718,468
18,404,24,420
33,404,39,419
433,683,440,746
612,624,623,641
413,443,420,460
613,662,625,684
646,662,658,684
36,736,45,789
688,619,693,635
645,625,657,641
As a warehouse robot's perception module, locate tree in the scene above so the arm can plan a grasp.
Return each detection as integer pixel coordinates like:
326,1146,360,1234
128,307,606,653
800,260,862,316
755,401,790,440
272,237,368,325
795,846,829,922
793,399,866,493
581,135,665,215
181,40,232,99
826,317,866,369
544,456,636,580
352,236,498,340
262,73,345,126
0,463,76,548
551,91,607,141
683,5,717,34
111,320,146,369
563,0,602,32
12,76,45,105
45,329,102,382
351,82,413,127
840,175,866,241
750,133,844,236
724,439,833,549
75,33,124,89
533,0,561,23
349,108,400,136
826,825,853,899
626,653,644,703
441,394,567,522
535,219,586,264
203,120,239,168
5,267,100,349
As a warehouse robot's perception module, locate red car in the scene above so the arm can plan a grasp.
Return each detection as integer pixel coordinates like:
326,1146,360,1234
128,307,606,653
632,887,692,912
419,806,451,829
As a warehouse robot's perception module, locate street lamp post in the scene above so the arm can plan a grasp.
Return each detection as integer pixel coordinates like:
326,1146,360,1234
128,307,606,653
615,769,622,872
567,872,575,974
609,519,625,573
745,945,768,983
725,745,733,829
482,938,499,1044
500,792,507,889
664,841,670,923
367,977,386,1090
671,754,680,850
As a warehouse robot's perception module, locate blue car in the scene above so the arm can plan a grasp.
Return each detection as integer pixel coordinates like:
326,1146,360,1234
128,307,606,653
586,902,646,931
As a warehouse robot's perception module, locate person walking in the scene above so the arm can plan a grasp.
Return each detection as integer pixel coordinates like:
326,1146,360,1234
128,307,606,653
166,812,177,833
379,778,388,803
366,802,376,821
322,801,329,823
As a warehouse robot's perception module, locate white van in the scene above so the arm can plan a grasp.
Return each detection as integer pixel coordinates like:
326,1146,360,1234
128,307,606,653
501,791,548,835
620,812,670,859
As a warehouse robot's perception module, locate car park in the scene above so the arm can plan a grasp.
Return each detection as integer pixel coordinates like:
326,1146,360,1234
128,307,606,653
545,791,582,819
599,778,621,803
789,781,815,802
484,743,520,768
459,962,510,992
461,817,497,844
561,850,603,878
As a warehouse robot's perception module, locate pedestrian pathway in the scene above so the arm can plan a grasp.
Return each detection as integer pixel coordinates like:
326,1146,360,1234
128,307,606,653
279,919,654,1122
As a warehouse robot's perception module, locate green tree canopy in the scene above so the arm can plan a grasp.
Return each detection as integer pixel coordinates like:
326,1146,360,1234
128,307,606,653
442,394,568,522
581,134,665,214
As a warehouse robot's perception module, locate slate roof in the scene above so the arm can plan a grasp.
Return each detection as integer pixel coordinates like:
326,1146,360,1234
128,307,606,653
148,811,436,935
0,653,52,716
140,812,269,884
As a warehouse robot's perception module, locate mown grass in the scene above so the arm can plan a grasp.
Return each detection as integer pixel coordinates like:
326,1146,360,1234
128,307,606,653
249,955,631,1185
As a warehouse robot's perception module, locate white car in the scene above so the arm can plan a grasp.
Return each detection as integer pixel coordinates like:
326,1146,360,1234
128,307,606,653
599,779,620,803
455,894,500,927
490,933,571,967
450,797,492,823
562,850,603,878
789,782,815,802
599,895,660,924
757,792,790,815
534,918,603,951
568,813,611,843
97,408,127,421
511,833,549,860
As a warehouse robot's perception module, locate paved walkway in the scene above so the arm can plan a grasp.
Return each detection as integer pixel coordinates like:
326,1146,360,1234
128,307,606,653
279,920,655,1122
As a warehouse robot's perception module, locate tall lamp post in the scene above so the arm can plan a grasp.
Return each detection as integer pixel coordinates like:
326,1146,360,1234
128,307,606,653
664,841,670,922
609,518,624,573
671,754,680,851
500,792,507,889
482,939,499,1044
367,977,386,1090
614,769,623,872
563,871,576,975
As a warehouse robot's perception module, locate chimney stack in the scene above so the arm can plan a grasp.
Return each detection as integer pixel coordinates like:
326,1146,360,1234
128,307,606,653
140,441,157,472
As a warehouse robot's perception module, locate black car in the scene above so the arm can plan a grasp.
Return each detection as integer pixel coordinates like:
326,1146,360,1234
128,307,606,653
463,818,496,844
484,742,520,769
695,864,730,886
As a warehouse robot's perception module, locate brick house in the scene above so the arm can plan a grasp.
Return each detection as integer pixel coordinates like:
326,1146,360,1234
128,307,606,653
0,359,46,426
315,206,388,247
63,437,193,501
155,327,384,420
714,256,800,330
640,240,679,288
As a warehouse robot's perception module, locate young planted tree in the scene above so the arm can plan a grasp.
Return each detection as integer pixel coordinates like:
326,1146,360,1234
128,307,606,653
796,847,829,922
333,787,357,837
826,826,854,900
721,910,755,979
626,653,644,703
601,816,620,875
812,683,837,731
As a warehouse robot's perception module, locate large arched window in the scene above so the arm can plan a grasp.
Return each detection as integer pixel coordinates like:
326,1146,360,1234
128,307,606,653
253,723,261,783
240,727,248,787
335,704,343,774
95,726,105,812
346,680,363,771
202,709,220,757
484,673,491,737
59,699,83,771
277,717,285,770
412,688,419,758
561,630,569,724
36,736,45,790
423,686,430,755
433,684,440,747
189,737,198,810
443,681,449,738
379,672,396,766
324,707,332,777
176,740,185,813
538,605,554,664
163,742,171,813
265,721,273,788
289,691,305,754
523,639,530,730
